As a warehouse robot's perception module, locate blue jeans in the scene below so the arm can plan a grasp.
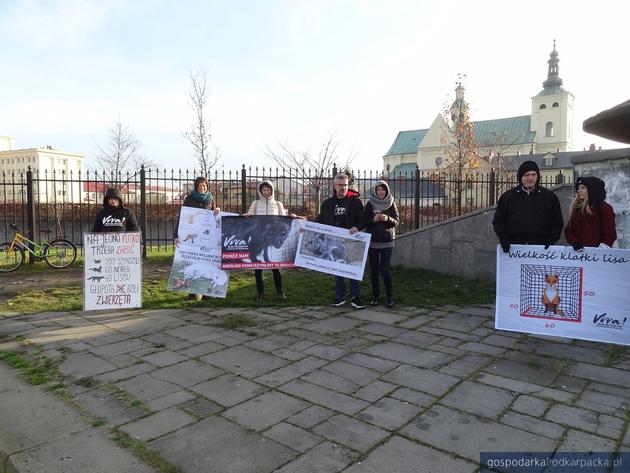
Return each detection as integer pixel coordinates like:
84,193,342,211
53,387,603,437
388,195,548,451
335,276,360,301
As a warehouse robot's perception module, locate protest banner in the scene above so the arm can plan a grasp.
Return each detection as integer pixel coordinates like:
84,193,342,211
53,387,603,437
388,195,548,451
221,215,300,269
167,208,235,298
294,221,371,281
83,232,142,310
495,244,630,345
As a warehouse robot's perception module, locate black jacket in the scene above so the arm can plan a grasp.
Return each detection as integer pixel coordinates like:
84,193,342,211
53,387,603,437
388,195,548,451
92,188,140,235
174,194,216,238
317,195,364,230
364,201,399,243
493,185,563,246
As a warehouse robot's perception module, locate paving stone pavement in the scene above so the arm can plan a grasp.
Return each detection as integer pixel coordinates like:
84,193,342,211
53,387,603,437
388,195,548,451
2,303,630,472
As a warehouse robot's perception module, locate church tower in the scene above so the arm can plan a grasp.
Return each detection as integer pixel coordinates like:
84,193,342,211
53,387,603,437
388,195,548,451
530,41,575,152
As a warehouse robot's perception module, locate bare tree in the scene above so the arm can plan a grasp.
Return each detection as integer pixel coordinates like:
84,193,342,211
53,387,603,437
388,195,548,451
261,130,356,210
184,70,220,176
96,117,145,179
483,131,521,195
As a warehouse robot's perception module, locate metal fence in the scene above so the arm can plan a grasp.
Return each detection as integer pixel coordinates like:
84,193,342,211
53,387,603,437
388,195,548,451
1,165,569,254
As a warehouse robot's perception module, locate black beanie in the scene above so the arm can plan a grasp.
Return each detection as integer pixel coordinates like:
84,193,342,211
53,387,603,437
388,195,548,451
517,160,540,184
575,176,606,207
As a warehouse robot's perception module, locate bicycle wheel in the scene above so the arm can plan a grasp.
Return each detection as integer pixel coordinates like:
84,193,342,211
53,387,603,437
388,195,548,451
44,239,77,268
0,242,24,272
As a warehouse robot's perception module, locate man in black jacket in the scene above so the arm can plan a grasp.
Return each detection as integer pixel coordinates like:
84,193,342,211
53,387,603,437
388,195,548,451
493,160,563,253
92,188,140,234
317,173,366,309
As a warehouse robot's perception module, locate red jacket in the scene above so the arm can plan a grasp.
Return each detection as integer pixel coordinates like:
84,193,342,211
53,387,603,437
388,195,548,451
564,202,617,247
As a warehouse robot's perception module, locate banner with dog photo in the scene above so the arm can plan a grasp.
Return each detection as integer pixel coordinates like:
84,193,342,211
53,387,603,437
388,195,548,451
294,221,371,281
221,215,300,269
496,244,630,346
167,208,237,298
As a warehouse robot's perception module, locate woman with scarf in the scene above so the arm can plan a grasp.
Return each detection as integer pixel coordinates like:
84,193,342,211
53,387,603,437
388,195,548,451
364,180,399,308
565,176,617,251
175,176,220,301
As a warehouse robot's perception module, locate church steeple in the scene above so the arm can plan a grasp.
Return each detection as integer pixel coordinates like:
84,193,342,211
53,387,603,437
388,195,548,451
450,76,469,124
542,39,563,90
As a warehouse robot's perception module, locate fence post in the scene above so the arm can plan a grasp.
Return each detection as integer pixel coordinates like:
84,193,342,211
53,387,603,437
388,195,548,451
26,167,36,263
332,164,337,177
139,165,147,259
413,166,420,230
489,169,496,206
241,164,247,214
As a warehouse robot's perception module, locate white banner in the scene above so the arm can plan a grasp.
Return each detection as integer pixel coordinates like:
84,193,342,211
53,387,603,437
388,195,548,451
496,244,630,346
83,232,142,310
294,221,371,281
167,208,235,298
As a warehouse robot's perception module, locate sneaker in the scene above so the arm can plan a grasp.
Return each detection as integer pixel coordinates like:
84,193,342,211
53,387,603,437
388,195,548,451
256,293,264,303
351,298,366,310
277,293,287,301
385,298,394,309
330,299,346,307
370,297,379,306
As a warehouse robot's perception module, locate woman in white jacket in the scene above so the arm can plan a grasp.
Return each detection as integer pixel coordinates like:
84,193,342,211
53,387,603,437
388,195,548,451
243,180,292,301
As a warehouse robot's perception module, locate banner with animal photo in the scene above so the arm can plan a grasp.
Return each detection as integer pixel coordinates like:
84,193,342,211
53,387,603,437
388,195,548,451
221,215,300,269
83,232,142,310
495,244,630,346
294,221,371,281
167,208,236,298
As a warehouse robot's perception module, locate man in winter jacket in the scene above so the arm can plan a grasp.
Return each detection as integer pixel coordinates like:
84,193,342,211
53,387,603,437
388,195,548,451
317,173,366,309
493,160,563,253
92,188,140,235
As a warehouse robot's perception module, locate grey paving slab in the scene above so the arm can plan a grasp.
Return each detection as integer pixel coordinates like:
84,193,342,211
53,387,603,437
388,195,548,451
254,356,328,387
353,380,398,402
343,435,477,473
58,352,117,378
303,316,362,334
200,345,290,378
150,416,296,473
223,391,309,431
356,396,421,430
313,414,388,452
568,362,630,388
190,373,267,407
558,429,617,452
271,347,306,361
362,342,453,368
93,362,154,383
140,350,189,367
302,344,348,360
263,422,322,453
401,404,556,462
346,309,406,325
358,322,407,338
115,374,181,402
141,332,194,351
176,340,225,357
168,323,225,343
484,359,560,385
244,334,299,352
439,354,491,377
179,397,223,418
342,352,399,372
392,330,443,349
545,404,624,439
274,441,352,473
279,379,369,415
382,364,460,397
74,388,145,427
145,390,197,411
89,338,153,357
397,314,434,329
536,343,608,364
120,407,196,441
511,394,550,418
150,359,223,387
440,380,516,418
390,387,436,408
476,373,574,402
300,369,360,394
576,389,630,416
286,405,335,429
500,411,565,439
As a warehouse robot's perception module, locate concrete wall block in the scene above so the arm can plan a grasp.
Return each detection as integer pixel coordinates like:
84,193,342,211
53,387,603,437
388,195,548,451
431,225,452,249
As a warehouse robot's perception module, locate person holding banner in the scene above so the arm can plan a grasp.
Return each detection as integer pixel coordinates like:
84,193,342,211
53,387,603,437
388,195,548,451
174,177,220,301
493,160,563,253
564,176,617,250
243,180,291,302
364,180,399,309
92,188,140,234
318,173,366,310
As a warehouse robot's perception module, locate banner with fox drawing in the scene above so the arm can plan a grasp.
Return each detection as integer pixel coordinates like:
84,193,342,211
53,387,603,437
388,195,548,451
221,215,300,269
495,244,630,346
167,208,236,298
294,221,371,281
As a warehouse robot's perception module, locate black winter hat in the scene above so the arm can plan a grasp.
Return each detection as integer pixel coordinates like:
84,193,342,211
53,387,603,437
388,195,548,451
517,160,540,184
575,176,606,207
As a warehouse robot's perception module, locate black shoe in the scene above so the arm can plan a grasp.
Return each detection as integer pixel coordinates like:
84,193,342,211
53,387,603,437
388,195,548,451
370,297,379,306
256,293,264,303
187,293,196,301
385,298,394,309
277,293,287,300
351,298,366,310
331,299,346,307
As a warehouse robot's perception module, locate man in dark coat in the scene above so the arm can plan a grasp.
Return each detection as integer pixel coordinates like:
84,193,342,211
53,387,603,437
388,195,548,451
493,160,563,253
92,188,140,234
317,172,366,309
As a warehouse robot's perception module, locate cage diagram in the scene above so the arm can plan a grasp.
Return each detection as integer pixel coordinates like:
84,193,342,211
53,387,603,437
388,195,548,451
520,264,583,322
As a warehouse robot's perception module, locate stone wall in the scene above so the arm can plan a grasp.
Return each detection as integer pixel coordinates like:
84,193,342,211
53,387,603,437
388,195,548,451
391,185,575,281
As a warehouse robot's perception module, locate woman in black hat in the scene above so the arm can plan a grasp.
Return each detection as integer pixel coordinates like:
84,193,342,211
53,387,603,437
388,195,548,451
565,177,617,250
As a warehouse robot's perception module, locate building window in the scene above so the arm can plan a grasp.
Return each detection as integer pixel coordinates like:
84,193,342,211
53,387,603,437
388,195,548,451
552,102,559,107
546,122,554,138
539,104,546,110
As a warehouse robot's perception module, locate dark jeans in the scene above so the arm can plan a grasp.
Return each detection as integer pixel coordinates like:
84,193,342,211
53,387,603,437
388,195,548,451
368,247,393,298
255,269,283,295
335,276,360,301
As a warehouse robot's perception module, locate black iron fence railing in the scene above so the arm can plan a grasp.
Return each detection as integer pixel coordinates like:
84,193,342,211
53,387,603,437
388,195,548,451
0,165,571,257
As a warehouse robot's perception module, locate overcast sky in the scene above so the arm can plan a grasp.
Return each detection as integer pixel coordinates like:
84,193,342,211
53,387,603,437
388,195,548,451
1,0,629,172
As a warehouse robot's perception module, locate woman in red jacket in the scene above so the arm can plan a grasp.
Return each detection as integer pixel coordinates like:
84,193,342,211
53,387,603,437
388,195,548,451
564,176,617,251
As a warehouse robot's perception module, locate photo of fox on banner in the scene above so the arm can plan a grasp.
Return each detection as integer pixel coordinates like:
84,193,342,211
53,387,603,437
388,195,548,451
221,215,300,269
495,244,630,346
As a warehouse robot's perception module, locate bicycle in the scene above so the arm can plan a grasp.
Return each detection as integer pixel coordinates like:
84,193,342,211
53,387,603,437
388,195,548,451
0,223,77,272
